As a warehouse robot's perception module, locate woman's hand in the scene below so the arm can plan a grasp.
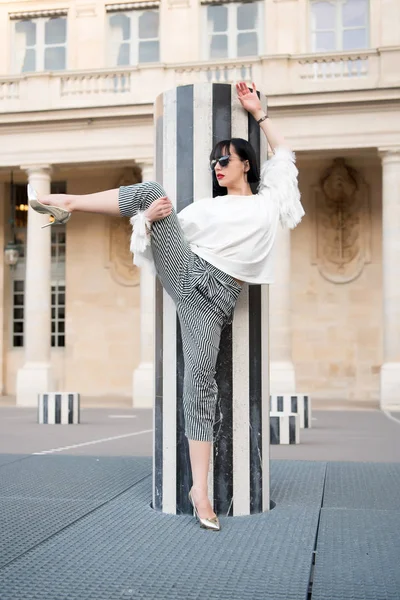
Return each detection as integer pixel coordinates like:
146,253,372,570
144,196,173,223
236,81,262,116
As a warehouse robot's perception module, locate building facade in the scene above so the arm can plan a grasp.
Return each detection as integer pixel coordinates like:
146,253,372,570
0,0,399,408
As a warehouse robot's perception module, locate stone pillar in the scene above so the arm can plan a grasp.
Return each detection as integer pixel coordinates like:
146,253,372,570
0,183,5,395
132,162,155,408
380,148,400,411
16,166,54,406
270,227,296,394
152,83,270,516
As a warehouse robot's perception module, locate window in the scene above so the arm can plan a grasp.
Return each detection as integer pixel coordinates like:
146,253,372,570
51,282,65,348
108,9,160,66
310,0,369,52
51,227,66,349
13,16,67,73
51,229,66,264
204,1,262,60
11,182,67,348
12,281,24,347
12,279,66,348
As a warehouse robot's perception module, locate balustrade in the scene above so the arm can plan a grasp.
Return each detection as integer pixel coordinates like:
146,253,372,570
0,48,393,114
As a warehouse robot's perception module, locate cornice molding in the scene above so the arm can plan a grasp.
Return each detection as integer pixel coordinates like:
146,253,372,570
0,105,154,127
0,142,153,170
105,1,159,11
9,8,67,19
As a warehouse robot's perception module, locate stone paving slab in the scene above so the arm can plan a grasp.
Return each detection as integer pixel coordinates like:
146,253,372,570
0,476,320,600
270,410,400,463
312,508,400,600
323,462,400,511
1,408,399,462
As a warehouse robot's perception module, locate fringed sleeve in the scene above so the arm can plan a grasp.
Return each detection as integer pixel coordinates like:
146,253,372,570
129,211,157,274
258,146,305,229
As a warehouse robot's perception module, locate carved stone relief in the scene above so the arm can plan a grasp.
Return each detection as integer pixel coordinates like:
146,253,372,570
313,158,371,283
106,167,142,286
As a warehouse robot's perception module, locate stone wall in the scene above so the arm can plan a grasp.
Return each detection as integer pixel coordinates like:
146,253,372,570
292,154,383,402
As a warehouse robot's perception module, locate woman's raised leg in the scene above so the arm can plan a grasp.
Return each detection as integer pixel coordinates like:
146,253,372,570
39,189,121,216
38,181,193,301
39,181,170,219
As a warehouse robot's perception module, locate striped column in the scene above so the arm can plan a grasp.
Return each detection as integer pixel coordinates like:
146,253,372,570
153,83,270,516
38,393,80,424
270,394,312,429
270,413,300,445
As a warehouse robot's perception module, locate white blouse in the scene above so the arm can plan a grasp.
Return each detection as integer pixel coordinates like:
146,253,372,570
130,146,304,284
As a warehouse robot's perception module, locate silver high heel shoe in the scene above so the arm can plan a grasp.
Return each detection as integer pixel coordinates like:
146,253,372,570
188,490,221,531
27,184,71,229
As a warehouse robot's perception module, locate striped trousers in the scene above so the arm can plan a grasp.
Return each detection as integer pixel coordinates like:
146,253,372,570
119,181,242,442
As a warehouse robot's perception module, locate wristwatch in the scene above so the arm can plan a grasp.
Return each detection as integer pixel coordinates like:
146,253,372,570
257,114,269,125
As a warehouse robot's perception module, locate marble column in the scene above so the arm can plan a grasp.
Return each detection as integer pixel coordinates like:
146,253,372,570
132,162,155,408
380,148,400,411
153,83,270,517
269,226,296,394
16,166,54,406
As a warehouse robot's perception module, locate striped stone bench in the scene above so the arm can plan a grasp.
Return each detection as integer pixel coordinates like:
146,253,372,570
270,394,312,429
38,393,80,425
270,413,300,445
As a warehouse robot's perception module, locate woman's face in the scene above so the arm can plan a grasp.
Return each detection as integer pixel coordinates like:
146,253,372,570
212,145,249,189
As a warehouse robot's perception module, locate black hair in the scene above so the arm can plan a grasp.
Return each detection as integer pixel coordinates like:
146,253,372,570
209,137,260,197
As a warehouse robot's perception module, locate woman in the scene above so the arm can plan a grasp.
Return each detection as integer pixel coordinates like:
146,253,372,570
28,82,304,531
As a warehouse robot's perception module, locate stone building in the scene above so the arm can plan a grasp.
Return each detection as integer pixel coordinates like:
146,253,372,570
0,0,399,409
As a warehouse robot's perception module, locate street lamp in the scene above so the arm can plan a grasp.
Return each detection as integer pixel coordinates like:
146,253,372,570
4,240,20,266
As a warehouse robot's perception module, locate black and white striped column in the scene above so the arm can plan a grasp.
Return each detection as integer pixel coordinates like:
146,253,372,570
153,83,270,516
270,413,300,445
270,394,312,429
38,393,80,424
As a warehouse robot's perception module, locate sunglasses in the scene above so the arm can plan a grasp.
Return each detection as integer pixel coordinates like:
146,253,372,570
209,155,231,171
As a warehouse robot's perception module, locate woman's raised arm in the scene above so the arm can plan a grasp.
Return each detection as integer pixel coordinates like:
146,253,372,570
236,81,287,152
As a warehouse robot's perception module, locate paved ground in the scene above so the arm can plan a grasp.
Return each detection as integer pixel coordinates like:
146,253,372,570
0,405,399,600
0,405,399,462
